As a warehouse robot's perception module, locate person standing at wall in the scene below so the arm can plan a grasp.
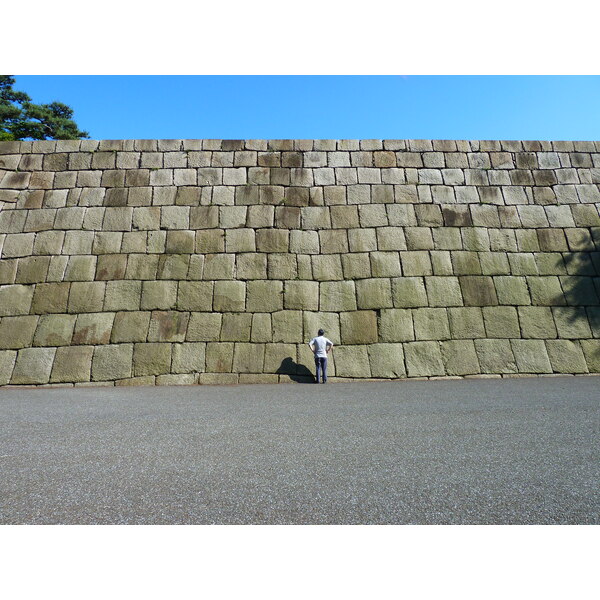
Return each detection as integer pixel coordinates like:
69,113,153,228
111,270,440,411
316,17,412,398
309,329,334,384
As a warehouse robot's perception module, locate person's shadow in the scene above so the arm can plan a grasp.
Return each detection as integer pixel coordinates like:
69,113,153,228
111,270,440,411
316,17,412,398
276,357,315,383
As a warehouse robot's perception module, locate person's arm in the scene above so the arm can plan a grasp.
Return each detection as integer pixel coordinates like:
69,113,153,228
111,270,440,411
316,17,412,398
326,341,333,354
309,341,315,353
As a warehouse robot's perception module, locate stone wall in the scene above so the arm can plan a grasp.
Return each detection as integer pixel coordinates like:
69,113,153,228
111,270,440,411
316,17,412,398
1,138,599,386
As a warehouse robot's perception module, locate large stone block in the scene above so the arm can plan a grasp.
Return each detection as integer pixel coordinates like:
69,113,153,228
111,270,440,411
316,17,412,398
225,229,256,253
263,343,297,373
552,307,592,339
272,311,303,343
236,253,267,280
460,276,498,306
356,278,393,309
111,311,151,343
172,342,206,374
494,276,531,305
481,306,521,338
256,229,289,252
447,307,485,339
340,311,378,344
474,339,517,374
33,314,76,346
379,309,414,342
511,340,552,373
440,340,481,375
348,228,377,252
560,276,599,306
0,284,34,316
11,347,56,384
581,340,600,372
205,342,234,372
246,280,282,313
518,306,557,338
0,350,17,385
91,344,133,381
377,227,408,251
15,256,51,284
319,281,357,312
148,311,189,342
220,313,252,342
68,282,106,313
72,312,115,345
212,280,246,312
133,343,172,376
289,230,319,254
284,280,319,311
311,255,343,281
2,233,35,258
267,254,297,280
527,276,566,306
404,341,445,377
413,308,450,340
203,253,235,280
186,313,222,341
104,280,143,312
0,315,38,349
138,281,177,311
391,277,428,308
50,346,94,383
63,255,97,282
303,312,340,344
425,277,463,307
251,313,272,343
400,251,432,276
341,253,372,279
232,343,265,373
334,345,371,378
175,281,212,312
368,343,406,378
545,340,588,373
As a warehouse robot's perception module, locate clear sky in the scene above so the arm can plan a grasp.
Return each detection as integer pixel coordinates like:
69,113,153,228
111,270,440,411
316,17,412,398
13,75,600,142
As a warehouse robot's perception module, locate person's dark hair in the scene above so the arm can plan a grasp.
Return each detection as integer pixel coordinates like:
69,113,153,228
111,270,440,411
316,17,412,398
318,329,324,336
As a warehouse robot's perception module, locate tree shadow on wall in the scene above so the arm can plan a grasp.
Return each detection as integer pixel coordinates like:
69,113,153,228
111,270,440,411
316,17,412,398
552,250,600,368
276,357,315,383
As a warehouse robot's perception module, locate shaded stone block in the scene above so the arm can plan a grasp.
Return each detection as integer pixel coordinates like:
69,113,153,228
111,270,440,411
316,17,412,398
368,343,406,378
205,342,234,372
50,345,94,383
482,306,521,338
413,308,450,340
560,276,599,306
11,347,56,384
356,278,393,309
186,313,222,342
284,280,319,311
111,311,151,343
133,343,172,376
526,276,565,306
392,277,428,308
451,252,482,275
425,277,463,307
581,340,600,372
441,340,480,375
460,276,498,306
271,310,303,343
172,342,206,374
379,309,414,342
511,340,552,373
404,341,445,377
545,340,588,373
263,343,297,373
552,307,592,339
140,281,178,310
72,312,115,345
340,311,378,344
518,306,557,338
334,345,371,377
0,350,17,385
0,315,38,349
475,339,517,374
148,311,189,342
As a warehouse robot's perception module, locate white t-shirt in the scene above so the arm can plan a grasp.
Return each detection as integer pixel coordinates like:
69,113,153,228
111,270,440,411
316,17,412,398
309,335,333,358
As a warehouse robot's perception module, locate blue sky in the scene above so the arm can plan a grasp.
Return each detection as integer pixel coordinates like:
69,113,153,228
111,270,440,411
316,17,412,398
13,76,600,141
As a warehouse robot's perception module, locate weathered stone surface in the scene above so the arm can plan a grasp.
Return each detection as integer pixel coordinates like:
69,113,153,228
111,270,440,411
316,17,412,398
527,276,566,306
311,255,343,281
219,312,252,342
319,280,357,312
186,313,222,341
11,347,56,384
392,277,428,308
475,339,517,373
447,307,485,339
148,311,189,342
203,253,235,280
0,284,34,316
482,306,521,338
246,280,282,313
232,343,265,373
263,343,297,373
356,278,393,309
368,343,406,378
518,306,557,338
378,309,414,342
172,342,206,374
581,340,600,372
440,340,480,375
494,276,531,305
303,312,340,344
340,311,378,344
0,350,17,385
413,308,450,340
272,310,303,343
50,345,94,382
133,343,172,376
334,345,371,377
111,311,151,343
552,307,592,339
33,314,76,346
511,340,552,373
284,280,319,311
72,312,114,345
104,280,142,311
460,276,498,306
545,340,588,373
0,315,38,349
205,342,234,372
425,277,463,307
404,341,445,377
140,281,178,310
92,344,134,380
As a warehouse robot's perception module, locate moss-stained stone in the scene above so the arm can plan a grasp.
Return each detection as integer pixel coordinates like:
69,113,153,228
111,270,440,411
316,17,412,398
186,313,222,342
157,254,190,279
246,280,283,313
518,306,557,339
256,229,289,252
413,308,450,341
232,343,265,373
206,342,234,372
552,307,592,339
10,347,56,384
68,282,106,313
378,308,414,342
0,350,17,385
72,312,115,345
0,284,35,316
581,340,600,372
425,277,463,307
368,343,406,378
176,281,213,311
474,339,517,374
92,344,134,380
511,340,552,373
447,307,486,339
212,280,246,312
202,253,235,280
172,342,206,374
124,254,158,280
50,345,94,383
355,278,393,309
340,311,378,344
220,313,252,342
33,314,76,346
404,341,445,377
133,343,172,376
148,311,189,342
272,310,303,343
334,345,371,377
303,312,341,344
440,340,480,375
237,253,267,280
251,313,272,343
545,340,588,373
111,311,151,343
391,277,427,308
104,280,142,312
319,280,357,312
482,306,521,338
140,280,178,310
0,315,39,349
460,276,498,306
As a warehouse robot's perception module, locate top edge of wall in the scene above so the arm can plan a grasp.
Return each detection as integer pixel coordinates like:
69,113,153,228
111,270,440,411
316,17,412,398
1,139,600,154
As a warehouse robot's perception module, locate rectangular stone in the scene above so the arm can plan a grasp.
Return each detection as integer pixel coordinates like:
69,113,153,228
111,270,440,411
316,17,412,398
133,343,172,376
404,341,444,377
10,347,56,384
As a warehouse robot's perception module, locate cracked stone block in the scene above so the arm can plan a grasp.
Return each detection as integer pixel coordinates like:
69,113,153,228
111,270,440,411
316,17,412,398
50,346,94,383
404,341,445,377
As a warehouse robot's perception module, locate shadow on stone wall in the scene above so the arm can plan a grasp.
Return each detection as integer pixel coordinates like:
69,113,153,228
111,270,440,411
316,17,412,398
276,357,315,383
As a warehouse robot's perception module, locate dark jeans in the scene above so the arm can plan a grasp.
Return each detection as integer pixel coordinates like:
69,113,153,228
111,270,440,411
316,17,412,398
314,356,327,383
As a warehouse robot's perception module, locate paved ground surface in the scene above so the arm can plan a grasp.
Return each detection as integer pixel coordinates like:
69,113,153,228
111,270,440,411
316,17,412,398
1,377,598,524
